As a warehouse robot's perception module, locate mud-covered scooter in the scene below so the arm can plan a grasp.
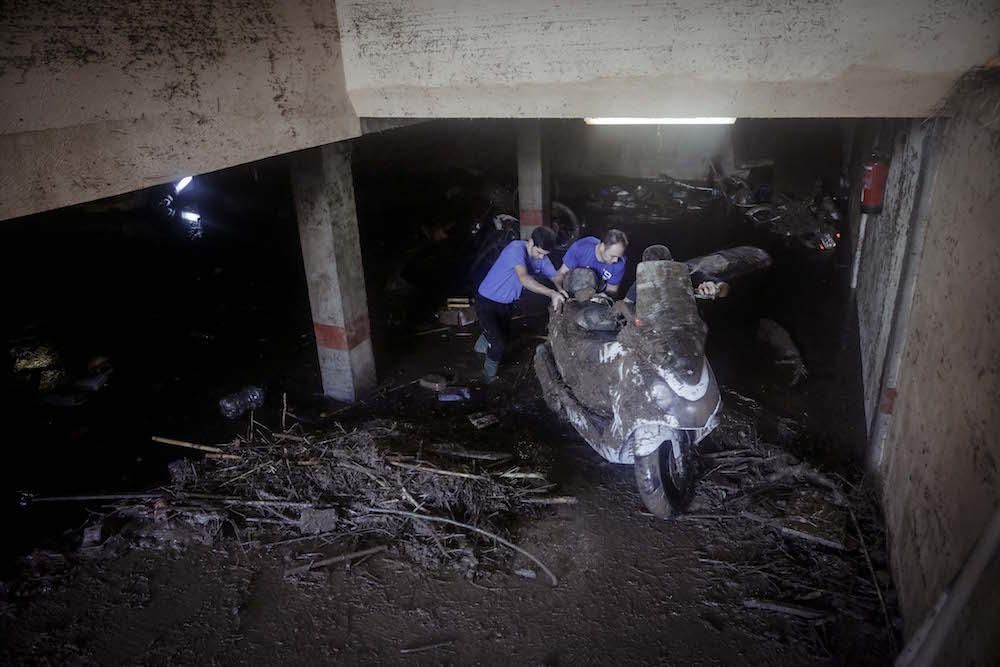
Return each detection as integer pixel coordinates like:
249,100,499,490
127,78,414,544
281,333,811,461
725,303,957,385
534,246,770,517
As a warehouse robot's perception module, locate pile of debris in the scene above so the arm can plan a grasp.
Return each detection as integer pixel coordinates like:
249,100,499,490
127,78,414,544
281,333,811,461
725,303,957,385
586,175,723,221
52,419,568,584
686,402,899,658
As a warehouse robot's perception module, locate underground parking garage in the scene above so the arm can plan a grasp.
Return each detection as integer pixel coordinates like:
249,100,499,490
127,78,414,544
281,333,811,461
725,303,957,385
2,2,999,664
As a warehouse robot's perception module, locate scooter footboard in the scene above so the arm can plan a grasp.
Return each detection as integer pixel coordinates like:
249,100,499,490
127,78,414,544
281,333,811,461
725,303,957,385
534,344,632,464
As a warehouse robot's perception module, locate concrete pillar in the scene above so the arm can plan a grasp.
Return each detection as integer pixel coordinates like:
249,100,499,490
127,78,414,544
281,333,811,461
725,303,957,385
517,120,550,239
290,143,376,402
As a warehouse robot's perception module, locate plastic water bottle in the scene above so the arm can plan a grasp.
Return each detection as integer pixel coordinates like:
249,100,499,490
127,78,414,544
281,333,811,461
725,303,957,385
219,386,266,420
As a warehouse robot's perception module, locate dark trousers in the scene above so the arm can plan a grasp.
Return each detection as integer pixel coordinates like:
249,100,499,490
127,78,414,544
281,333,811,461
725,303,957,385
477,296,513,363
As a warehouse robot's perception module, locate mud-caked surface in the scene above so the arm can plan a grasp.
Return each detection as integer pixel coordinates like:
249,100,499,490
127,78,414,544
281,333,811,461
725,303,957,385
3,314,898,665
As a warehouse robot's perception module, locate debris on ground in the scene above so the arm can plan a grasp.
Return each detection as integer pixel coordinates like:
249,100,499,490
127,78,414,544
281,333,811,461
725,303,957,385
586,175,723,221
32,419,563,584
756,318,808,386
468,412,499,429
10,341,66,393
218,385,266,420
688,407,899,657
418,374,449,391
438,386,471,402
437,297,477,327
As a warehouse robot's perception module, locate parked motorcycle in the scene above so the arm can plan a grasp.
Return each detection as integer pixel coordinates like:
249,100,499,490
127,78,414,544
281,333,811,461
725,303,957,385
534,255,722,517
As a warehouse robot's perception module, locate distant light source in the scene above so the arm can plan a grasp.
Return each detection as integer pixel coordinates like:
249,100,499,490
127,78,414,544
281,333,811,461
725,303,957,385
584,117,737,125
179,210,201,222
174,176,193,193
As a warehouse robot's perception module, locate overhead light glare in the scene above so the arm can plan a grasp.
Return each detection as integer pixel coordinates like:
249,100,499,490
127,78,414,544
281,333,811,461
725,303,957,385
180,210,201,222
174,176,193,193
584,117,737,125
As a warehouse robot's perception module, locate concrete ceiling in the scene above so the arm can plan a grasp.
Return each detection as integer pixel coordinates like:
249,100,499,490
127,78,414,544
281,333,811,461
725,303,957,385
337,0,1000,118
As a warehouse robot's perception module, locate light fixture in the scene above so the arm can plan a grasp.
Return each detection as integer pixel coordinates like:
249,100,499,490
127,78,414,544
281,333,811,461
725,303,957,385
174,176,193,193
179,210,201,222
584,117,736,125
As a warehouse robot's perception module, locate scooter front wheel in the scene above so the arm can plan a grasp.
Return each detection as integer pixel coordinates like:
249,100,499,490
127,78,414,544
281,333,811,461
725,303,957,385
634,440,695,518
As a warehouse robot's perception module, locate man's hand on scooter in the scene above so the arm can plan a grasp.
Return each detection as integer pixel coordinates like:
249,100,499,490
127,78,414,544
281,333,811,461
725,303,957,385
550,291,567,311
695,281,730,300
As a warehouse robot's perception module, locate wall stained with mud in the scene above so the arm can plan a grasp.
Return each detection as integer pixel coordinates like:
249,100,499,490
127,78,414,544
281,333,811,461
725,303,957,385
855,121,930,429
0,0,360,220
337,0,999,118
881,74,1000,661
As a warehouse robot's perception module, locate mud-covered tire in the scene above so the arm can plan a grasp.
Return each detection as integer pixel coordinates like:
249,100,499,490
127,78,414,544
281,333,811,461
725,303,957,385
634,441,695,518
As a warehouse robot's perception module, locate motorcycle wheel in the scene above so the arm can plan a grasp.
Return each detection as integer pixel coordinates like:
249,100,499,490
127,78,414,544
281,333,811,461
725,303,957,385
551,201,580,250
634,439,695,518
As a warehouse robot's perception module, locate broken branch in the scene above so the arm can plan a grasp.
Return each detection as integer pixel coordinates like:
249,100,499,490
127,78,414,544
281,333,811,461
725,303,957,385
363,508,558,586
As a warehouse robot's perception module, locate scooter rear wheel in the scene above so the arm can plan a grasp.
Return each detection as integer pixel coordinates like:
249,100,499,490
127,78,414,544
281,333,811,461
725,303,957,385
634,440,695,518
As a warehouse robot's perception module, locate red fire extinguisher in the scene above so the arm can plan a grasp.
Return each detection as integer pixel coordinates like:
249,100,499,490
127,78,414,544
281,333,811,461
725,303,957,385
861,154,889,214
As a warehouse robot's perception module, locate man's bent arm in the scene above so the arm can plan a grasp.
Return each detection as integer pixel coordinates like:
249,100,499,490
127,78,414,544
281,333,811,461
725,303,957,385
552,265,570,290
516,264,560,299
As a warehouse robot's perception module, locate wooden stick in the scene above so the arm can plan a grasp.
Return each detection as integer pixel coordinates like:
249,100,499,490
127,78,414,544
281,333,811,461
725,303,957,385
273,433,308,442
151,436,227,454
492,471,547,480
414,326,452,336
780,526,846,551
389,461,485,481
220,461,272,487
743,598,827,620
285,545,387,575
521,496,577,505
849,504,897,653
400,640,455,655
30,492,164,503
364,507,558,586
182,493,318,508
281,392,287,432
741,511,846,551
429,447,512,462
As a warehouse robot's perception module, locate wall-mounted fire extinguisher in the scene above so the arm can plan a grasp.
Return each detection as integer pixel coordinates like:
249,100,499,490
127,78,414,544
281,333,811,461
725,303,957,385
861,154,889,214
852,152,891,289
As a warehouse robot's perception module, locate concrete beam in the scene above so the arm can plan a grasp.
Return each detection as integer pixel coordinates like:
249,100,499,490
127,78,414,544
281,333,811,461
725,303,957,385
337,1,1000,119
0,0,360,222
290,143,376,402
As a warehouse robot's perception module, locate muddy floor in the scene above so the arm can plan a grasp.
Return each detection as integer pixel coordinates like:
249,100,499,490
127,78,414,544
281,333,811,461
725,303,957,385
2,305,898,665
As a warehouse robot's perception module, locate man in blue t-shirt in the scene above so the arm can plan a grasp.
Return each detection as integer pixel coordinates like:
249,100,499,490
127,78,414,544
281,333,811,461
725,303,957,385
553,229,629,298
476,227,567,383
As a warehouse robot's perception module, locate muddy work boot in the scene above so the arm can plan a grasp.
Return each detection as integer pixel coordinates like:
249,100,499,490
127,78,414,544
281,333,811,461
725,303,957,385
483,357,499,384
474,333,490,355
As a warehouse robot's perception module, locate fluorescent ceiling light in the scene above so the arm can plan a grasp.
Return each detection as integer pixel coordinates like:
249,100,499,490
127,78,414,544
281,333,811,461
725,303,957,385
584,117,737,125
180,211,201,222
174,176,193,193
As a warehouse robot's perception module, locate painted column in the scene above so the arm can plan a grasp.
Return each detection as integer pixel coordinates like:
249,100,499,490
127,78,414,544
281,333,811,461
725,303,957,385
290,143,376,402
517,120,550,239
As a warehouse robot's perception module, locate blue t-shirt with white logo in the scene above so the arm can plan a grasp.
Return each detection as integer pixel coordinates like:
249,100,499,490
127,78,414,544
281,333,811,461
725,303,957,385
478,240,557,304
562,236,627,285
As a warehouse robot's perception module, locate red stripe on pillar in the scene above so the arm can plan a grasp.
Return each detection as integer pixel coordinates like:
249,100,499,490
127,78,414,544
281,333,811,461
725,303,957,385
519,209,544,228
314,315,370,351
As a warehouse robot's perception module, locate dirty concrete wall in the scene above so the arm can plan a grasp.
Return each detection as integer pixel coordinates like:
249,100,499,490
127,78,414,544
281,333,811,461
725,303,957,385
880,73,1000,661
855,121,932,428
0,0,360,221
548,123,733,181
336,1,999,119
